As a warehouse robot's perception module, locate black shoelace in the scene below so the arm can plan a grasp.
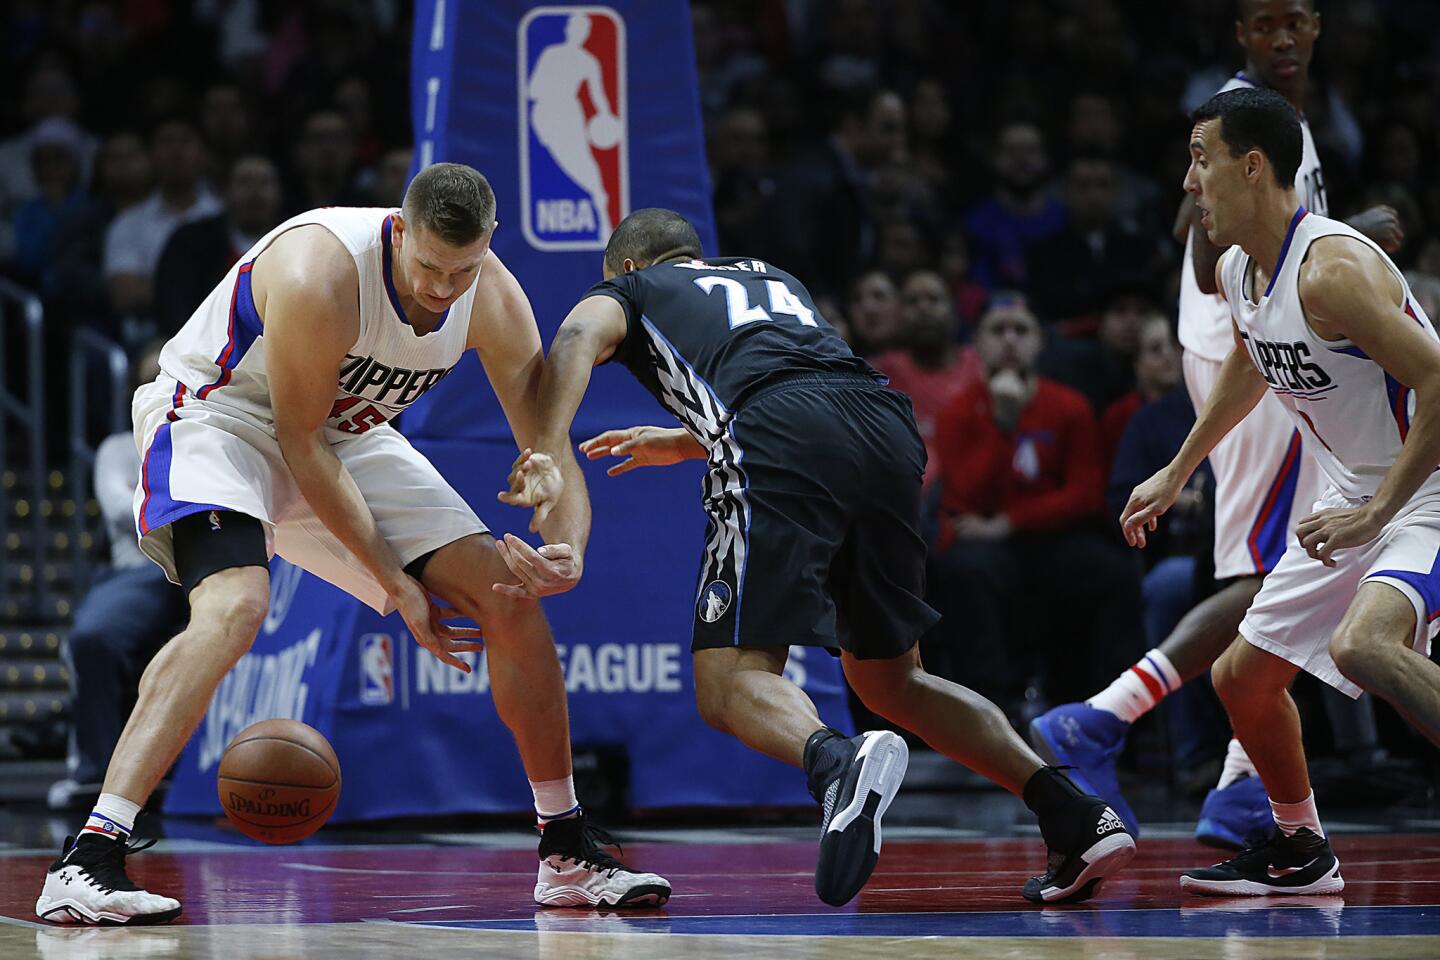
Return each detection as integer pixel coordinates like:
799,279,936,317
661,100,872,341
558,823,627,878
66,837,157,895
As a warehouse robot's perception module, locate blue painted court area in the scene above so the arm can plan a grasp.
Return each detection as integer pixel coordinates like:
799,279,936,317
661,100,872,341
416,902,1440,939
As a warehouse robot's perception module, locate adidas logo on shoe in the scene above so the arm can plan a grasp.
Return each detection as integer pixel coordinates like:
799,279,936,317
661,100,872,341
1097,808,1126,836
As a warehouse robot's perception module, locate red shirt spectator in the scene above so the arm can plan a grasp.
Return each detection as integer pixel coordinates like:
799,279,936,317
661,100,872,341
936,377,1102,550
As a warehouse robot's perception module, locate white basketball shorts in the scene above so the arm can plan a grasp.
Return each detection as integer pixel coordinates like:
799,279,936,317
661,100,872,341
1240,484,1440,697
130,379,487,613
1184,350,1323,579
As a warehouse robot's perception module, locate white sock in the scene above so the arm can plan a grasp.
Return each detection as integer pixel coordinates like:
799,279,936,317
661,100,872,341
530,776,579,823
1086,649,1182,724
1270,791,1324,838
81,793,140,841
1215,738,1258,790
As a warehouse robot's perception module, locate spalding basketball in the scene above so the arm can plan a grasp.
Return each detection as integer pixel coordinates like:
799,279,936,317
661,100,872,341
217,719,341,844
588,113,621,149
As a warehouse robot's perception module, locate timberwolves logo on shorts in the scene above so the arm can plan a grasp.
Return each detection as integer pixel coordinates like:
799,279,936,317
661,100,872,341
359,633,394,706
519,7,628,250
699,581,732,623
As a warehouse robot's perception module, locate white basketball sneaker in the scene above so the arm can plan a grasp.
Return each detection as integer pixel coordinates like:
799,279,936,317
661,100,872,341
533,814,671,908
36,835,182,925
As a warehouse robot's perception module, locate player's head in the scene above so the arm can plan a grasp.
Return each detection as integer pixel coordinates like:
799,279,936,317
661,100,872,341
394,162,496,312
566,12,591,45
975,292,1041,376
1236,0,1319,94
1184,87,1302,246
602,208,702,278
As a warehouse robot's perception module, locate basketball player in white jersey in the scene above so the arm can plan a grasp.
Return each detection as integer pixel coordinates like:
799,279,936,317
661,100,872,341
35,163,670,925
1123,86,1440,894
1030,0,1403,848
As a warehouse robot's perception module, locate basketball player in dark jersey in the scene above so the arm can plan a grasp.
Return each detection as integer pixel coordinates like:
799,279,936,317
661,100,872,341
500,208,1137,906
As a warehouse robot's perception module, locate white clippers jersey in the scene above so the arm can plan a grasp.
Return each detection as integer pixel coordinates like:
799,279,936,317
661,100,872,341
1222,210,1437,501
1179,74,1329,362
156,207,476,443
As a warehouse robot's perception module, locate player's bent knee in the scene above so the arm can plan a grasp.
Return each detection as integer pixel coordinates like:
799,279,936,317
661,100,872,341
1328,630,1372,685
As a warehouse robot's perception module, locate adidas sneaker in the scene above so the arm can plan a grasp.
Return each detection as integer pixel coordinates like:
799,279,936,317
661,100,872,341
805,728,910,907
35,835,181,925
534,814,671,908
1022,767,1137,903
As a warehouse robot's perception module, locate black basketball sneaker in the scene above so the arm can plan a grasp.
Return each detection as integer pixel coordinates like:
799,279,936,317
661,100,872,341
534,813,672,908
1022,767,1137,903
805,728,910,907
36,834,181,925
1180,827,1343,896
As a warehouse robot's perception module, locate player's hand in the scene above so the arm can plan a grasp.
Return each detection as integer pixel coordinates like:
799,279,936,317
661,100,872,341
391,575,485,673
498,448,564,532
579,426,695,476
1348,204,1404,253
1120,467,1185,548
493,533,582,599
1295,506,1384,568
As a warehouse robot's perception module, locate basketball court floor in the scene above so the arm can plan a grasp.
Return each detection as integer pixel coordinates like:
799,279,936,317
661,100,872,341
3,787,1439,959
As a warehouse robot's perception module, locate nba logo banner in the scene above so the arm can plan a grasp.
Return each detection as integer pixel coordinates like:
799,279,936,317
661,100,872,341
359,633,394,706
519,7,628,250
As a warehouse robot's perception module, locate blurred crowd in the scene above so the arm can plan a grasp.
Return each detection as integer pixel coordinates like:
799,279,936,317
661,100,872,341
1,0,1437,793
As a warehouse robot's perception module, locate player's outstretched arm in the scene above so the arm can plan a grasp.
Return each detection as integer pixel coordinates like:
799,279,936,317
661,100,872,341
1293,236,1440,565
1122,258,1266,548
579,426,706,476
263,230,483,671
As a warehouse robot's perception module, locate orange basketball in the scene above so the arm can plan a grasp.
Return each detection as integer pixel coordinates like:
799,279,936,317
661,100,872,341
217,719,342,844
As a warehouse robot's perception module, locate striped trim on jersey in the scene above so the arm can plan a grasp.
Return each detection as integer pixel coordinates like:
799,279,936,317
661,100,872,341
1246,429,1304,573
196,261,262,400
638,316,752,644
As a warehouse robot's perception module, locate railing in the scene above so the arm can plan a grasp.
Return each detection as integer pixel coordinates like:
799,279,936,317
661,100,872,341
0,279,48,617
69,329,130,591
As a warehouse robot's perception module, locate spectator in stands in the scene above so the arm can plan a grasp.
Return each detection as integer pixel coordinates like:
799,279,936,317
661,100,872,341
0,62,96,261
1026,154,1154,330
47,131,153,324
1064,91,1161,236
1040,276,1156,416
10,119,89,291
288,108,365,212
710,106,775,255
931,293,1142,706
761,86,906,300
103,119,221,318
198,81,257,176
963,121,1065,290
870,269,983,486
49,341,186,811
938,229,988,335
844,269,903,356
1100,312,1180,473
369,146,414,208
154,155,283,334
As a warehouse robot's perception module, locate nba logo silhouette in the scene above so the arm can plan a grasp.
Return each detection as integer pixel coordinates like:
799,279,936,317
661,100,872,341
359,633,394,706
519,7,628,250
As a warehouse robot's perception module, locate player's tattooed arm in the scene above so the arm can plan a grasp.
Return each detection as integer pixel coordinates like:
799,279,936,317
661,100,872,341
1294,237,1440,564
